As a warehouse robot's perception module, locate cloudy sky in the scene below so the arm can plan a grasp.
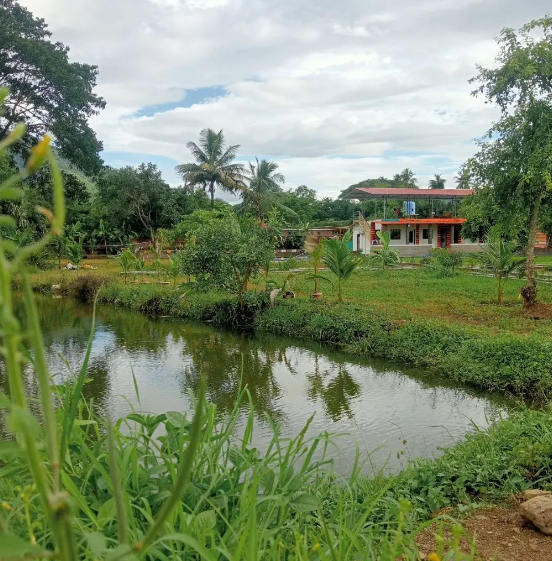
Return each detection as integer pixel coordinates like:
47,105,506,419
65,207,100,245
19,0,550,197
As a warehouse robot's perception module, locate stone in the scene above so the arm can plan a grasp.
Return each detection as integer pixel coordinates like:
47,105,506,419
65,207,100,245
520,495,552,535
521,489,552,500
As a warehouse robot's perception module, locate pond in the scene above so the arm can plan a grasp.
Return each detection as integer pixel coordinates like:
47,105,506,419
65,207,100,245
2,296,513,474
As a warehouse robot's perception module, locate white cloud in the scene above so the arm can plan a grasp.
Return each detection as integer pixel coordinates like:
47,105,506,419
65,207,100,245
18,0,551,197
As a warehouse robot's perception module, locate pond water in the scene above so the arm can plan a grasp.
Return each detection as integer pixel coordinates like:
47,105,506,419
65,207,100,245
3,296,513,474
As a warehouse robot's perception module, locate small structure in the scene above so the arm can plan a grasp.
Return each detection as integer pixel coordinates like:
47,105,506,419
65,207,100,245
350,187,481,257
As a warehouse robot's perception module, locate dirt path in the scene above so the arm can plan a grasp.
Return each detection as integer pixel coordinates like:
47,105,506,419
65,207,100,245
415,503,552,560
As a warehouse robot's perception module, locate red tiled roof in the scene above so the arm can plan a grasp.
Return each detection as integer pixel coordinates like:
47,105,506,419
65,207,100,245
355,188,474,198
377,218,467,225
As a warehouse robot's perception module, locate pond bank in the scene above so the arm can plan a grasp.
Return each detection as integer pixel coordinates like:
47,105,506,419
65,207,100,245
53,278,552,401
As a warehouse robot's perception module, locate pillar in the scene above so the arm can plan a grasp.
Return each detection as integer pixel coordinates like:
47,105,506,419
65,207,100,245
415,224,420,245
457,226,462,245
436,226,441,248
446,226,452,247
370,221,376,244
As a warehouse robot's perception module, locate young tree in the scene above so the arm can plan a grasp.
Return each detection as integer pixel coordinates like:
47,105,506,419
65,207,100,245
175,129,245,208
474,229,526,305
371,231,401,270
322,232,359,302
0,0,105,173
66,241,85,275
469,17,552,308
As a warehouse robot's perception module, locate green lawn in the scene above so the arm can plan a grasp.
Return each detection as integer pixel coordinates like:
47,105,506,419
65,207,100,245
270,266,552,338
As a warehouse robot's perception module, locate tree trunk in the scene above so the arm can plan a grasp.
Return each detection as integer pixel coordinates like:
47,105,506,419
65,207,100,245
497,276,503,305
210,182,215,209
521,193,542,308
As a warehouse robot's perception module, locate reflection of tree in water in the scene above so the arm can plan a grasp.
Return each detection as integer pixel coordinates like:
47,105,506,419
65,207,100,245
176,327,286,423
306,356,361,422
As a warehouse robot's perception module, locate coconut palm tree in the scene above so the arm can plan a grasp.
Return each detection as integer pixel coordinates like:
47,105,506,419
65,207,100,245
429,174,446,189
175,129,246,208
455,167,471,189
371,231,401,269
322,232,359,302
399,168,418,188
474,229,526,304
241,158,294,221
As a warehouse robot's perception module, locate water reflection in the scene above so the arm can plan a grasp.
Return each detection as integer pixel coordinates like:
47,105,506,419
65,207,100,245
2,296,513,474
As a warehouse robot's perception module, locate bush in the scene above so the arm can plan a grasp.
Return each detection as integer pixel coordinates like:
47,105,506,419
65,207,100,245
426,248,463,277
71,274,112,303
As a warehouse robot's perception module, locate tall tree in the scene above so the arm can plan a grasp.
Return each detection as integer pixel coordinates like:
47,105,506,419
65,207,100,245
455,167,471,189
0,0,105,173
176,128,245,208
241,158,288,221
428,174,446,189
398,168,418,188
469,17,552,308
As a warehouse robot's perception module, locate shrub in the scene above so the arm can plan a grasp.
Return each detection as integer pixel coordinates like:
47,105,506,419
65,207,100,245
426,248,463,277
71,274,112,303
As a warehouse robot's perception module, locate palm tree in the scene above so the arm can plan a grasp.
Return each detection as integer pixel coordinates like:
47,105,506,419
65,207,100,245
66,241,85,276
474,229,526,304
175,129,246,208
399,168,418,188
323,232,359,302
429,174,446,189
242,158,289,221
371,231,401,269
455,167,471,189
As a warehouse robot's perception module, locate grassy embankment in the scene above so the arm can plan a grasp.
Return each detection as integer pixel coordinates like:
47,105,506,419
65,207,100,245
24,257,552,399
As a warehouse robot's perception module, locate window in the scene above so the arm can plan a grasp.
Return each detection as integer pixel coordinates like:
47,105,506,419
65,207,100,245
422,229,429,240
390,229,401,240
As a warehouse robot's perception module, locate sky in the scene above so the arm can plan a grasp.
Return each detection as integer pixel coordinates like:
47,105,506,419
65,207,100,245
19,0,551,198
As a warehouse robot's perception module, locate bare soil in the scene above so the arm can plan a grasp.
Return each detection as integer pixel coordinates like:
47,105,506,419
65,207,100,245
415,502,552,560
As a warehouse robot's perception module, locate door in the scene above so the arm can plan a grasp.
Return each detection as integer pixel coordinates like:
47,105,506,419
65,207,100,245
408,229,415,245
440,227,447,248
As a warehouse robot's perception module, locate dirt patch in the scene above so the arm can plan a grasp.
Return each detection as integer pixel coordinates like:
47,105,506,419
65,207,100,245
415,503,552,560
519,302,552,320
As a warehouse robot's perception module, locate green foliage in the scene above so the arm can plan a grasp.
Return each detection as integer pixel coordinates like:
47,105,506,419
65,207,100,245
179,211,276,304
469,17,552,307
426,248,462,278
323,232,360,301
66,240,85,273
176,128,245,208
114,248,136,284
371,231,401,270
0,0,105,173
428,174,446,189
71,274,111,304
239,158,293,221
474,229,526,304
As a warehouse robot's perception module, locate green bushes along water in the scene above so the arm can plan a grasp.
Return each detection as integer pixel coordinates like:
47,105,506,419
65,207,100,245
78,281,552,400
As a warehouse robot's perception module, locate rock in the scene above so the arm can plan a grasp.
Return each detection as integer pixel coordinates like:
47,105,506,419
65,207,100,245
520,496,552,535
522,489,552,500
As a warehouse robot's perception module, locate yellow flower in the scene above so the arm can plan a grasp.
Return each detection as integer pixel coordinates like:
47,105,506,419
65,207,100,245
1,502,11,511
427,554,441,561
310,543,321,553
26,135,51,172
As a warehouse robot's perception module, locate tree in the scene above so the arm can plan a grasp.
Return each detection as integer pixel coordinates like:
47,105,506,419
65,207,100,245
455,167,471,189
176,129,245,208
0,0,105,173
241,158,290,221
114,248,135,284
66,241,84,275
474,229,526,304
398,168,418,188
428,174,446,189
469,17,552,308
322,232,359,302
304,235,327,298
96,163,172,241
179,211,275,306
371,231,401,269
